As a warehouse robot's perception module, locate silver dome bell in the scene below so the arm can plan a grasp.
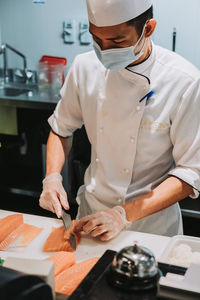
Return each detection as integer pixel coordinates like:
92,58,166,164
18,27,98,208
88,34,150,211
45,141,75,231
108,243,160,291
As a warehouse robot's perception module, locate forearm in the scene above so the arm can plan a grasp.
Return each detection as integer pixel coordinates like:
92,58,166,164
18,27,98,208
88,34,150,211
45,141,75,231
123,176,193,223
46,130,72,176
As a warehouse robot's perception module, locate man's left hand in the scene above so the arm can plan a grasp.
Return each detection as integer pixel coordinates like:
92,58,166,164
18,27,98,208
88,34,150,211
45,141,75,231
74,206,130,241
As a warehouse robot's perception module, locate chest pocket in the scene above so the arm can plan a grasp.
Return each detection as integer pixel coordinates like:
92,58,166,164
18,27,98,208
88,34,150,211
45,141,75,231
136,98,172,165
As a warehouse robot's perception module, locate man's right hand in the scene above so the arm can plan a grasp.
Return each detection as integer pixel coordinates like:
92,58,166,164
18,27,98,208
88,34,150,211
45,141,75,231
39,173,69,218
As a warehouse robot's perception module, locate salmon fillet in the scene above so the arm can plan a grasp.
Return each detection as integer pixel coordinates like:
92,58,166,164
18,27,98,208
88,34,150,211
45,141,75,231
45,251,76,276
43,221,81,252
0,223,42,251
55,257,99,295
0,214,23,243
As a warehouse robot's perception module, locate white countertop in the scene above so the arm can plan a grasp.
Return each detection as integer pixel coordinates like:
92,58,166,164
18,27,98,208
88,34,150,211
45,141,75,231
0,209,170,262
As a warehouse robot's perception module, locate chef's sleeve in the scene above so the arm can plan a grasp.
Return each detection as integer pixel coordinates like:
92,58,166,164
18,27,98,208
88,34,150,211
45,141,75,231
168,78,200,198
48,57,83,137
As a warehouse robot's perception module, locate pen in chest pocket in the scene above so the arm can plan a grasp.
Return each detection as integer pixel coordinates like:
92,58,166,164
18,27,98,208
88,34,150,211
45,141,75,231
139,89,155,104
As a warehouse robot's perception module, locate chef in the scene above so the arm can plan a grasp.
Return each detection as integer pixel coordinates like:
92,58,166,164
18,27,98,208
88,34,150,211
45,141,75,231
39,0,200,241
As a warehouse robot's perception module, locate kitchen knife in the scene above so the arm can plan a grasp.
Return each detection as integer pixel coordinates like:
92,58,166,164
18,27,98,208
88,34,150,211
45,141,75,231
61,209,76,250
69,233,76,251
61,209,72,231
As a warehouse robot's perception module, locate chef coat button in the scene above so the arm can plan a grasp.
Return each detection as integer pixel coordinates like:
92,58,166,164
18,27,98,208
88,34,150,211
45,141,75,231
124,169,130,174
99,127,104,133
136,106,141,112
117,198,122,203
96,158,99,163
130,136,135,143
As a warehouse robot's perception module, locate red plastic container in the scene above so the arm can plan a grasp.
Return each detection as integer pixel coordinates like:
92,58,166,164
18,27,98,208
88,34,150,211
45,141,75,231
40,55,67,84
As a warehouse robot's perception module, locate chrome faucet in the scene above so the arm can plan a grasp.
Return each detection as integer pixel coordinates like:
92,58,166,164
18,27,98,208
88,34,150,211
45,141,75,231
0,43,27,83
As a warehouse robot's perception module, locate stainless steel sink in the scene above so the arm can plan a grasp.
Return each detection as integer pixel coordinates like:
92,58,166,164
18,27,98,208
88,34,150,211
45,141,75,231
0,81,37,97
1,87,31,97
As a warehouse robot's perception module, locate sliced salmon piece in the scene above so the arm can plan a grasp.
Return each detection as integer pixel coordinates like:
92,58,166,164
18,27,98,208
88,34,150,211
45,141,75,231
43,221,81,252
0,214,23,243
0,223,43,251
63,220,78,240
45,251,76,276
55,257,99,295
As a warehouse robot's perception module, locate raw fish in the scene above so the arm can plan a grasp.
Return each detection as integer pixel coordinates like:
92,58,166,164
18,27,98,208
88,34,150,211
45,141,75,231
55,257,99,295
43,221,81,252
0,214,23,242
0,223,42,251
45,251,76,276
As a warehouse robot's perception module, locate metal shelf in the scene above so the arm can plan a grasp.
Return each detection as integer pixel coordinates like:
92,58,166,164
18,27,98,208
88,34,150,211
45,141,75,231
0,185,40,198
181,208,200,219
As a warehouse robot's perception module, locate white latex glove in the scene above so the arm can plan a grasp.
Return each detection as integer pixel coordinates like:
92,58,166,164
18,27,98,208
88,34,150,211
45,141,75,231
74,206,131,241
39,173,69,218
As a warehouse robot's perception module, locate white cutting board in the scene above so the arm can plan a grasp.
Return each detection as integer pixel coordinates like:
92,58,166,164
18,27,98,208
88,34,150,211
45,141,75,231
0,210,170,262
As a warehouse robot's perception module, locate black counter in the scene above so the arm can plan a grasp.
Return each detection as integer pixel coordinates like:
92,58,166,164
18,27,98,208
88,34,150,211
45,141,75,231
68,250,196,300
0,85,57,201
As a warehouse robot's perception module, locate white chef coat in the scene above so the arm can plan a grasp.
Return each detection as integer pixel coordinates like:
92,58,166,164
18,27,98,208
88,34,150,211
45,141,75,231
48,42,200,236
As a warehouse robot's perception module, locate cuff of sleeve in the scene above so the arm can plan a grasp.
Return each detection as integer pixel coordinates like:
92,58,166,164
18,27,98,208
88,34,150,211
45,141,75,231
48,114,74,138
168,167,200,199
190,188,199,199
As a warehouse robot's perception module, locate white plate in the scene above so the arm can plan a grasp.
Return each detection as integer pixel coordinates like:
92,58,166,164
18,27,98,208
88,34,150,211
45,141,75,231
159,235,200,267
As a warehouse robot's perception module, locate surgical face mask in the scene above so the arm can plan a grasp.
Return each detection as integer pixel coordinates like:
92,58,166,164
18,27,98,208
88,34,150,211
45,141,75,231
93,26,146,71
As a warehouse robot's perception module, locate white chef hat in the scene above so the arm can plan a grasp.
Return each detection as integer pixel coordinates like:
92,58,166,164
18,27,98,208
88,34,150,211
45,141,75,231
86,0,153,27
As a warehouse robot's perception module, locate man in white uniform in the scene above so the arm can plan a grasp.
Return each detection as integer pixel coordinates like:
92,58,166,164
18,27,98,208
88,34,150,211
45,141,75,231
39,0,200,240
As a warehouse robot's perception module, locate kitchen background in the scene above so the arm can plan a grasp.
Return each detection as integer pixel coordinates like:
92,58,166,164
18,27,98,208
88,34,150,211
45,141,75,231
1,0,200,70
0,0,199,236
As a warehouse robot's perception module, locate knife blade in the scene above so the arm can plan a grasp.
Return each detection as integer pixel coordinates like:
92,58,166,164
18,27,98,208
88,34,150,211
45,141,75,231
61,209,72,231
69,233,76,251
61,209,76,250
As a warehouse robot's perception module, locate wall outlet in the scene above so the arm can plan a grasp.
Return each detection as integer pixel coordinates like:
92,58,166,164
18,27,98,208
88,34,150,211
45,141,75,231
79,21,92,45
63,20,75,44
